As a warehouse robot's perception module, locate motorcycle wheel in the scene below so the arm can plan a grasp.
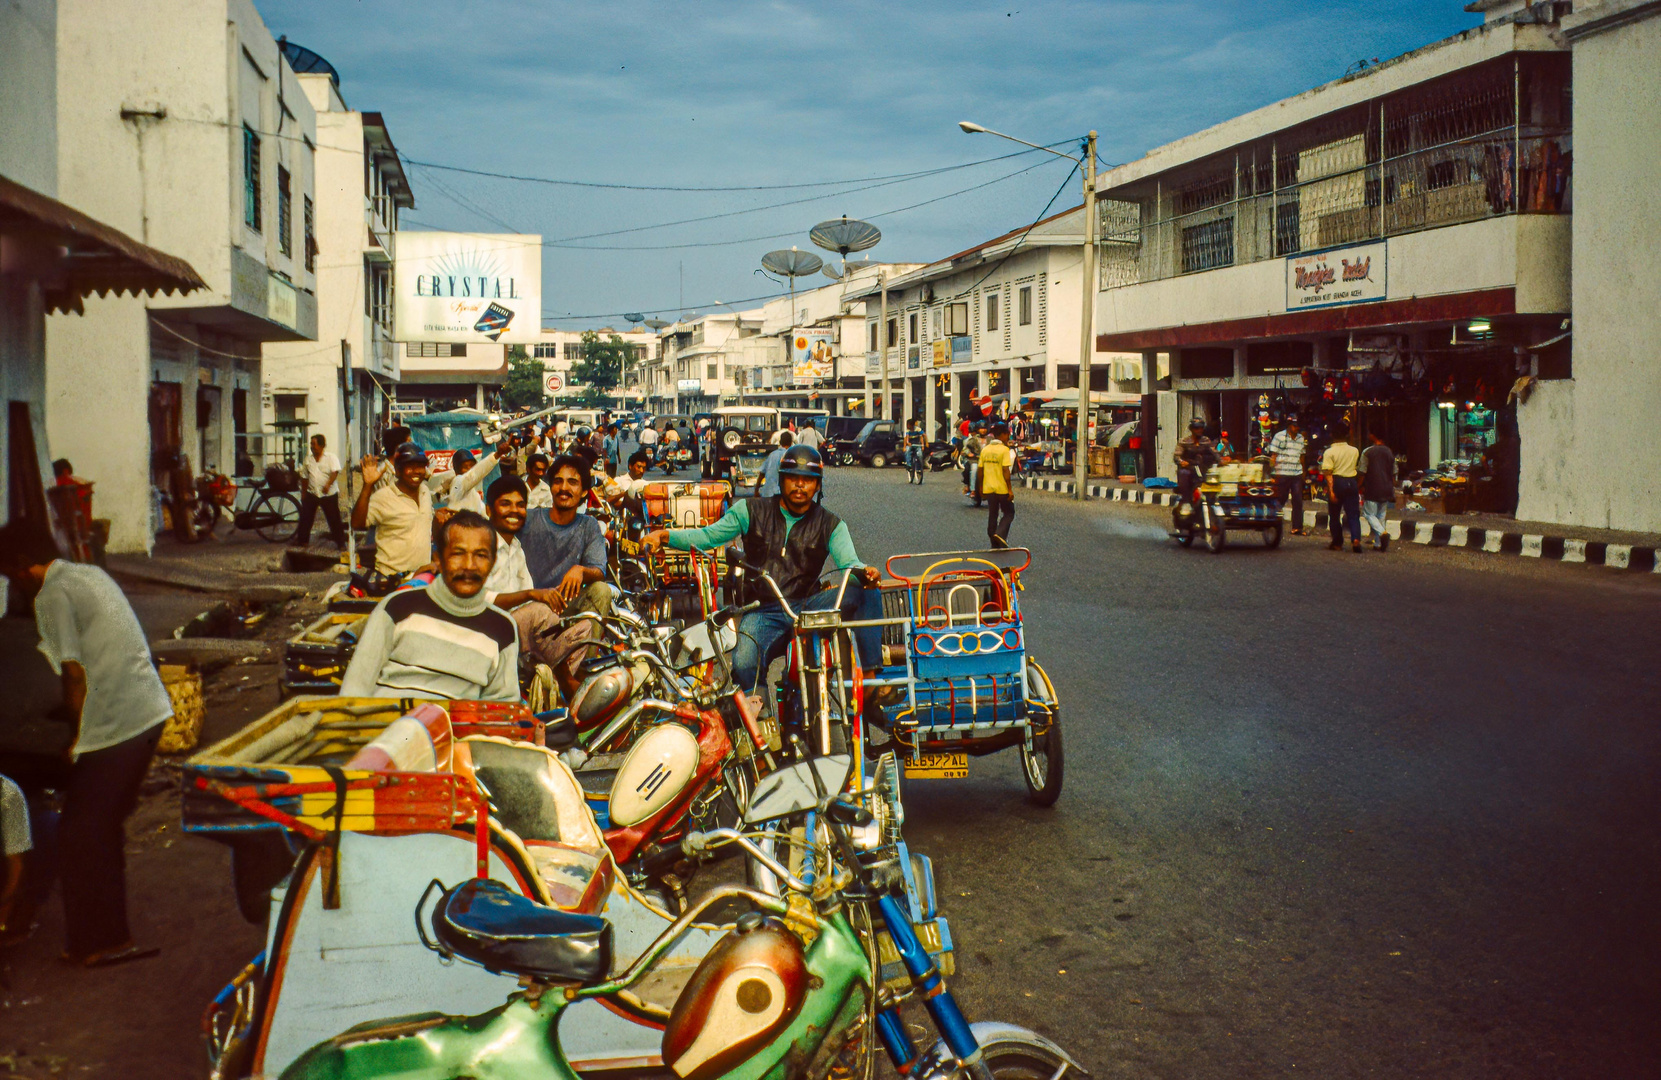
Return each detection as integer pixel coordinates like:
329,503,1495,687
1203,518,1227,554
1020,661,1063,807
979,1046,1075,1080
1263,521,1284,549
1176,529,1195,548
253,492,301,543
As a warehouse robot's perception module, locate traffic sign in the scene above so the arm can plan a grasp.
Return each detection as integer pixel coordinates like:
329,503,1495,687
542,372,565,395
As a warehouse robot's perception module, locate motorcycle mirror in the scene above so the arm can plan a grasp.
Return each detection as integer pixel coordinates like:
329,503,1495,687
743,755,853,824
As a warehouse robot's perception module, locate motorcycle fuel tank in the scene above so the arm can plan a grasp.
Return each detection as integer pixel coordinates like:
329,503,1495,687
569,661,639,731
609,722,701,828
661,917,808,1080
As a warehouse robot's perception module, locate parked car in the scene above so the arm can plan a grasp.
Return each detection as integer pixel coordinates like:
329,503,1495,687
822,415,869,466
850,420,903,467
706,405,780,481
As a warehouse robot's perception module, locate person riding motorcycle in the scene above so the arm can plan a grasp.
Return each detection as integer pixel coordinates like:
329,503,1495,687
643,444,883,694
1174,417,1219,502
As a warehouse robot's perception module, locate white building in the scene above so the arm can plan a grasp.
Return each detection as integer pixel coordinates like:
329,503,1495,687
851,213,1128,436
533,326,657,404
1531,0,1661,532
45,0,320,552
396,342,507,414
1,0,203,567
647,311,778,413
262,47,414,468
1090,5,1571,485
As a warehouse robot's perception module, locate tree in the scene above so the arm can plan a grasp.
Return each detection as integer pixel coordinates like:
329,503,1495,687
571,331,628,407
503,344,544,409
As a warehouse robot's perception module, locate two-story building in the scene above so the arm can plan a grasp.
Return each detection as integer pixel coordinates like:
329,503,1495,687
533,327,657,405
648,311,778,414
45,0,320,552
261,45,414,469
1092,5,1572,487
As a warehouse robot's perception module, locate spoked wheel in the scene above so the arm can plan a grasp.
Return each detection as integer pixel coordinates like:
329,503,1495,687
913,1027,1081,1080
253,492,301,543
1020,660,1064,806
1203,517,1226,554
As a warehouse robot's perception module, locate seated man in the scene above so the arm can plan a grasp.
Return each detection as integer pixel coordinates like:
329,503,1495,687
339,511,520,701
352,442,435,576
524,453,553,510
517,455,612,690
645,444,883,696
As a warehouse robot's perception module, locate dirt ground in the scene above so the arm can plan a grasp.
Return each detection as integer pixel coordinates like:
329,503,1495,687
0,583,330,1080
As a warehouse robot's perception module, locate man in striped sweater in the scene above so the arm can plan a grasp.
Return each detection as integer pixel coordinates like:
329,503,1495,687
340,511,520,702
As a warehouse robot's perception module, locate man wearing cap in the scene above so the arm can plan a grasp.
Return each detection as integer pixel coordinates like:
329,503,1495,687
353,442,435,575
644,444,884,694
1174,417,1218,503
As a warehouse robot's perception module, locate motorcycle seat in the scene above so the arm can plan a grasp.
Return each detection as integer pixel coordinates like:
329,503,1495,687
431,877,612,985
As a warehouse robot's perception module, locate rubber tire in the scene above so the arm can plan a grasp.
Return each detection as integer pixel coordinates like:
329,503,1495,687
1176,529,1195,548
869,452,887,468
1204,519,1226,554
982,1046,1075,1080
1263,521,1283,549
253,492,301,543
1021,661,1063,807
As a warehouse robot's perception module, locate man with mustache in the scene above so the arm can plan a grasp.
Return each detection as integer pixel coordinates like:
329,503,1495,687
338,510,520,701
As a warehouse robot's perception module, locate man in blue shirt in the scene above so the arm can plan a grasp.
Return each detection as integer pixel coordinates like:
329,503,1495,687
752,430,793,497
646,444,883,693
518,455,610,693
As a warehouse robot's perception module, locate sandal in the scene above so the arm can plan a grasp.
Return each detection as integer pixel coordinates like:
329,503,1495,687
60,942,160,968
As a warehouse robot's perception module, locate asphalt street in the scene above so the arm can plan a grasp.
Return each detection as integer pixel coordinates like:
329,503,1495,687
821,460,1661,1079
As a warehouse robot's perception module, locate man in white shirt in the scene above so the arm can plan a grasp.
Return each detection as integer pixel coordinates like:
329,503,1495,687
433,448,495,517
0,523,172,967
296,434,346,547
524,453,554,510
794,423,823,451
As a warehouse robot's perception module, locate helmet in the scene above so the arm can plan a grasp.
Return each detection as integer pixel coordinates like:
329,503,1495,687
1188,418,1207,432
576,426,593,440
392,442,428,468
776,444,824,482
452,448,476,468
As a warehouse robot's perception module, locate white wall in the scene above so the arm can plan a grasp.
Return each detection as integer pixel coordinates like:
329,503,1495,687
1517,2,1661,531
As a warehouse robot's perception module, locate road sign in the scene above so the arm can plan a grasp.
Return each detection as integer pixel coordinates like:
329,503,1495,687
543,372,565,395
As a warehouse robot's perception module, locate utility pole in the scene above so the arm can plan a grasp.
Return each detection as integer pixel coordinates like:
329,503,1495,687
1074,130,1098,500
878,266,888,421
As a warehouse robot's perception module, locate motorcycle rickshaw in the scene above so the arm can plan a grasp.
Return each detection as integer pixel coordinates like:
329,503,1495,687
1170,459,1284,552
861,548,1064,806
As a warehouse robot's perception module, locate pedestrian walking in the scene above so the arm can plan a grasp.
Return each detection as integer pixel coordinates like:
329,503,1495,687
1267,418,1307,534
1360,430,1395,550
960,424,986,506
754,431,793,497
1321,422,1363,553
294,434,347,547
979,422,1018,547
904,419,924,484
795,422,823,452
0,522,172,967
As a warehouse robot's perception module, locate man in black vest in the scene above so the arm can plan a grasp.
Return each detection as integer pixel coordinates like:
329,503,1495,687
644,445,883,693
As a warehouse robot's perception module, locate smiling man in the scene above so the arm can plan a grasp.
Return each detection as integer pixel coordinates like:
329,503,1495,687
516,455,612,691
339,510,520,701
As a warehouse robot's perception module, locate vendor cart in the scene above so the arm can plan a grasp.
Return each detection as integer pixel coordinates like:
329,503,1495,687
1171,460,1284,552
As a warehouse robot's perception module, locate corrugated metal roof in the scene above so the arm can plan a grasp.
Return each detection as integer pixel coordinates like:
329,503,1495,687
0,173,206,315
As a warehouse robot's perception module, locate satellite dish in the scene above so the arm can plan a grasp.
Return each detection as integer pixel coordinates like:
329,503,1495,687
760,247,823,278
644,318,671,330
822,263,842,281
810,217,881,256
624,312,645,324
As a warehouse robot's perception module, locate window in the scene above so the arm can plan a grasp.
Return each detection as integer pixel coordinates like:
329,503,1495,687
406,342,466,358
369,267,390,328
1019,286,1032,326
277,166,292,257
885,319,897,348
563,343,586,360
869,322,878,351
303,195,315,272
986,294,1000,331
946,302,968,336
933,307,943,336
243,125,261,232
707,363,718,381
908,313,918,342
533,343,559,358
1181,218,1234,274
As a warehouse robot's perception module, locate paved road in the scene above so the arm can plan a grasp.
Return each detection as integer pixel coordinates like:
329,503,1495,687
823,462,1661,1079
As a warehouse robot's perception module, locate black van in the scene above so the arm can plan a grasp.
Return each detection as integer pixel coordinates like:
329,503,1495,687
851,420,903,467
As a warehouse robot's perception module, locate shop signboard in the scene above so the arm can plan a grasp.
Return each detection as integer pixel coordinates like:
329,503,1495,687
932,340,949,368
388,400,425,418
790,329,834,384
865,351,880,376
950,335,973,366
1285,240,1386,312
393,231,542,344
677,378,702,393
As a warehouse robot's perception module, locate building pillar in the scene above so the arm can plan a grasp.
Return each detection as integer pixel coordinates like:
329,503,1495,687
1233,345,1247,386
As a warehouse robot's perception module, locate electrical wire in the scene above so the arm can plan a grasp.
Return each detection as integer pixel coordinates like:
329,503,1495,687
937,159,1082,303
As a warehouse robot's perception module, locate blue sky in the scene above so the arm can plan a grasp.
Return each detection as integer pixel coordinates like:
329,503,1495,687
260,0,1480,329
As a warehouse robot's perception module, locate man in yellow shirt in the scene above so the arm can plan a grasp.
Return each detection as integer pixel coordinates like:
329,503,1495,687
1320,422,1363,553
978,421,1019,548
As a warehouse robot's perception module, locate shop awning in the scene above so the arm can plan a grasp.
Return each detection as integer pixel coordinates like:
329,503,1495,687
1022,388,1142,407
0,173,206,315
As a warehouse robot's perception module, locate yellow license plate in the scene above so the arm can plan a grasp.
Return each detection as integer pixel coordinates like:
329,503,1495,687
904,752,968,779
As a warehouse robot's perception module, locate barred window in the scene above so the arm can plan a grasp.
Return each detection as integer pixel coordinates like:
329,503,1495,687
243,126,261,232
533,343,559,358
406,342,466,358
302,196,315,272
277,166,292,257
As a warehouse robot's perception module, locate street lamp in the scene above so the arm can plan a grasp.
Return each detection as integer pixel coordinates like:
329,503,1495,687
961,121,1098,500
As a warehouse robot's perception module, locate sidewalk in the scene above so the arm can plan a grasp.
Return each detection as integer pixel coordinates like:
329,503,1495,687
1021,475,1661,574
105,530,339,598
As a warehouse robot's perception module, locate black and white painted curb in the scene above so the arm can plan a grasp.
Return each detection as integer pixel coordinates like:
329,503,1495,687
1019,475,1661,573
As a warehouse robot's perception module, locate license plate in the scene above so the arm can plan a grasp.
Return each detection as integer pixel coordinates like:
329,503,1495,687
904,752,968,779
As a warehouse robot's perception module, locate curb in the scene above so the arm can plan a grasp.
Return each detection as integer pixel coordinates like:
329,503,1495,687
1019,476,1661,574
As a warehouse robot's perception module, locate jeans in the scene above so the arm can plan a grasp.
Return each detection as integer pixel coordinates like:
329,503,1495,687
1328,477,1361,543
1274,474,1303,529
906,446,924,478
731,580,884,693
1362,499,1391,540
295,490,346,546
61,724,160,957
986,494,1016,546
